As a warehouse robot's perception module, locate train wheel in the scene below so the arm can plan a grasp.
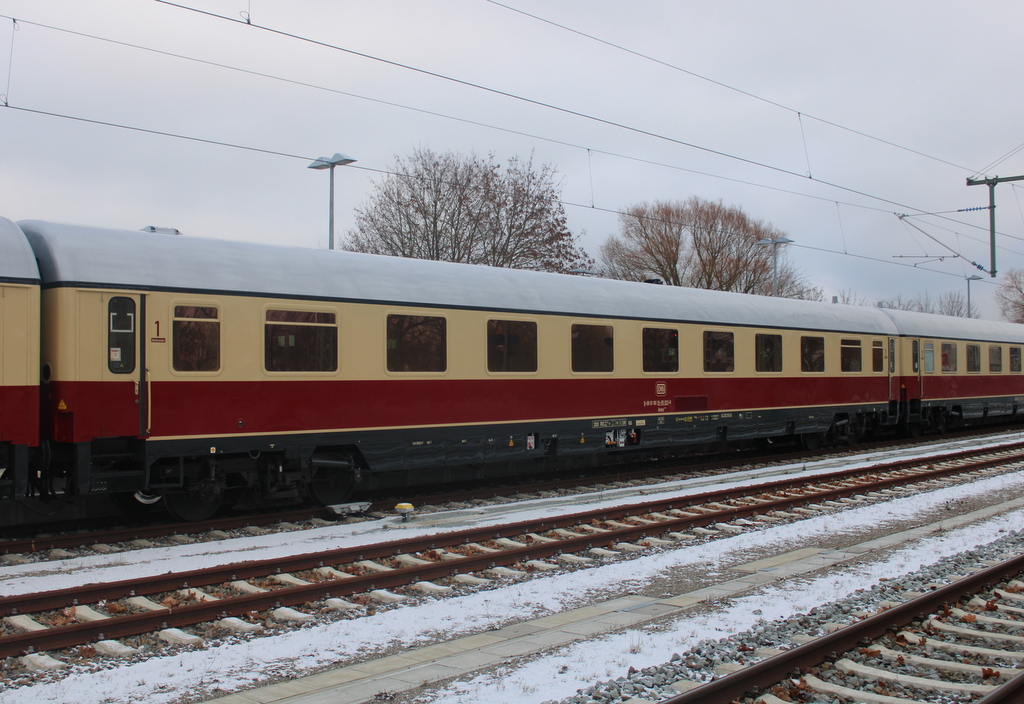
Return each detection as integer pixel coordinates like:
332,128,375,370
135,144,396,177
904,422,923,439
800,432,824,451
163,480,223,522
304,466,355,506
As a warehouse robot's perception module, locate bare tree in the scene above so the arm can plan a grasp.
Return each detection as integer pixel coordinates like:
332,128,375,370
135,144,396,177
852,290,976,317
935,290,974,318
834,289,870,306
877,293,934,313
344,148,593,274
997,268,1024,323
600,197,820,299
600,201,688,285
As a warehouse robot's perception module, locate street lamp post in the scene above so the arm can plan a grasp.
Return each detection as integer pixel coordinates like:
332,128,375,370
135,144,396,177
308,152,356,250
754,236,794,296
966,274,983,318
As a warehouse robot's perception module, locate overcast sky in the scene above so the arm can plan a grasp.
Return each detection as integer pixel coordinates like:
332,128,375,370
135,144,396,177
0,1,1022,317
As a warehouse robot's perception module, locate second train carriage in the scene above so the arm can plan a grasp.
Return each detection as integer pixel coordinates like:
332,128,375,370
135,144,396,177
881,308,1024,429
9,218,1024,519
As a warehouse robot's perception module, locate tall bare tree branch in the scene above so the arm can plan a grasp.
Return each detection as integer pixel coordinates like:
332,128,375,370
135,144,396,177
344,148,593,274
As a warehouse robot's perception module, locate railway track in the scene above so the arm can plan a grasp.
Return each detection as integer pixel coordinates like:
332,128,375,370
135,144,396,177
663,552,1024,704
3,441,1023,665
2,427,1015,559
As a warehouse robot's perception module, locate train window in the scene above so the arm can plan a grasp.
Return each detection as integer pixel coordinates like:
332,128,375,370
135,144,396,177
703,331,734,373
172,305,220,372
487,320,538,372
265,310,338,372
387,314,446,372
990,345,1003,373
912,340,920,373
924,342,935,372
800,336,825,372
889,339,896,374
941,343,957,372
108,296,136,374
966,344,981,373
755,334,782,372
840,339,862,372
571,324,614,373
1011,347,1022,373
872,340,884,373
643,328,678,373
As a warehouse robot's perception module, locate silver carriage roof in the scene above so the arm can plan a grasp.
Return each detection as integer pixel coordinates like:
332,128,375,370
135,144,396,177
17,219,893,334
0,217,40,283
17,218,1022,341
879,307,1024,345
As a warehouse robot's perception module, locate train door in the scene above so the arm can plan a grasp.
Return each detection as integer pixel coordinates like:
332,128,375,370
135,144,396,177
903,338,923,422
1,284,38,444
886,337,899,422
100,293,147,438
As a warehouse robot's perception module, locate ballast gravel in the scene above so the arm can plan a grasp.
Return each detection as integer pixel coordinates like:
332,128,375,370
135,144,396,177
548,530,1024,704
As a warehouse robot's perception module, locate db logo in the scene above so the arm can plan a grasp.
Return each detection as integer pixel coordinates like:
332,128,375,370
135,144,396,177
655,382,667,397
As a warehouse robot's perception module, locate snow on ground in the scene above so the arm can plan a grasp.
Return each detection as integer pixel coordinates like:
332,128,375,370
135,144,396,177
4,464,1024,704
3,431,1022,598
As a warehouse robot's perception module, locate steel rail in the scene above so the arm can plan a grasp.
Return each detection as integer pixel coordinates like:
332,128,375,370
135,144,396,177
661,554,1024,704
977,667,1024,704
0,506,336,555
5,444,1017,617
1,446,1022,658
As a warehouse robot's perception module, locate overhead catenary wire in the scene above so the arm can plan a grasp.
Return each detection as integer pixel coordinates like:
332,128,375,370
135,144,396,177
482,0,981,176
0,15,919,221
0,102,999,289
0,6,1017,292
971,140,1024,181
147,0,999,227
0,10,1004,246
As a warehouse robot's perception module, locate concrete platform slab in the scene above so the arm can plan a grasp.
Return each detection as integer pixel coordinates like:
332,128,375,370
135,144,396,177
388,662,464,685
658,594,703,608
519,630,582,648
480,639,547,657
731,547,824,573
559,620,623,636
626,603,683,618
346,655,421,676
601,595,656,610
492,622,545,637
443,633,507,650
593,611,653,627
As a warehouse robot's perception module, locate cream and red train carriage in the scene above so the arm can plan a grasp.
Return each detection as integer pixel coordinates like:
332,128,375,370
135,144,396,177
0,218,40,500
6,217,1024,520
881,308,1024,430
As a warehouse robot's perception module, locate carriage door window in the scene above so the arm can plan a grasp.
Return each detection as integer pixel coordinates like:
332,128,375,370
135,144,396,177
912,340,920,374
872,340,884,373
889,339,896,374
108,297,136,374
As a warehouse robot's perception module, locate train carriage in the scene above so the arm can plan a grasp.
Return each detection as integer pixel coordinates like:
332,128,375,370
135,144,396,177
882,308,1024,429
0,217,41,499
9,218,1024,520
